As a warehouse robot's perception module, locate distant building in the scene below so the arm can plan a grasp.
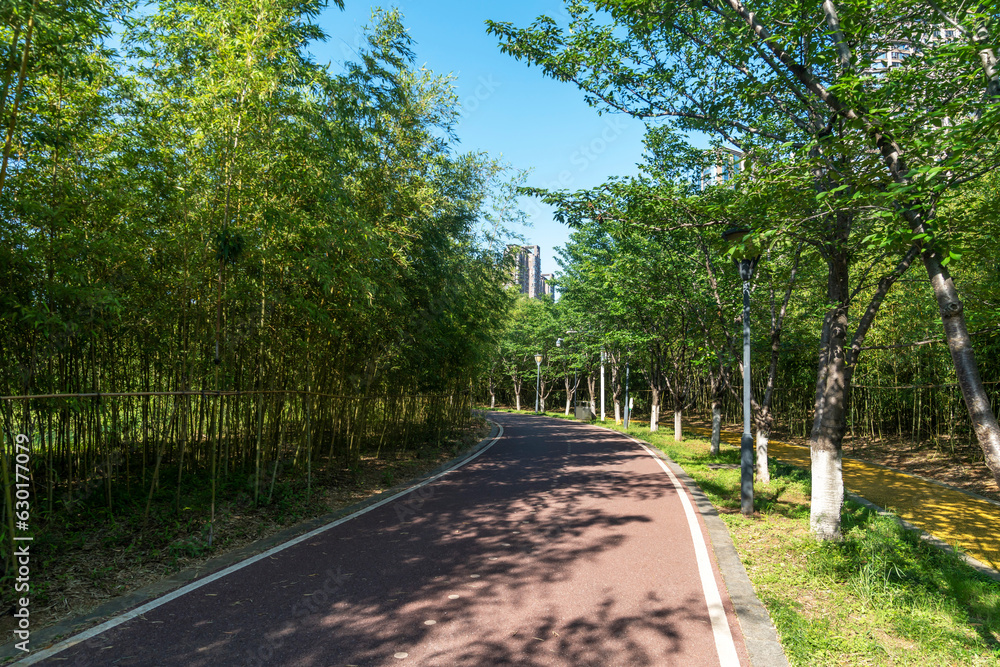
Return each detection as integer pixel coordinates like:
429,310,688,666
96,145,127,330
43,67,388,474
540,273,555,299
506,245,552,300
700,147,746,190
869,26,957,75
508,245,543,298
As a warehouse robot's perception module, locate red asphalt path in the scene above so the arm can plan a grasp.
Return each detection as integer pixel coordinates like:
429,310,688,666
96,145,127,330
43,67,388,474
19,413,748,666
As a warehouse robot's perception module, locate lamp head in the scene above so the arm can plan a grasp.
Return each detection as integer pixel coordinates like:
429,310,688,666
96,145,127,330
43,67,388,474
556,338,563,347
534,353,543,365
722,226,761,280
722,227,753,255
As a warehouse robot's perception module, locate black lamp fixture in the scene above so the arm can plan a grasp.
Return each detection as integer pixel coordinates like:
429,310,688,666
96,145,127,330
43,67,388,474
722,226,760,281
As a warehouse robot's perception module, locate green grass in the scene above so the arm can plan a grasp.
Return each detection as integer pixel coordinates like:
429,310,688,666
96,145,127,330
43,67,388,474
491,410,1000,666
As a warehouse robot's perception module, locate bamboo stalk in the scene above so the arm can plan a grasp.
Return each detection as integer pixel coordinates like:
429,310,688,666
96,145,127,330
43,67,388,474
254,394,264,504
0,0,38,199
175,391,189,514
209,395,218,548
306,398,312,501
267,409,286,505
143,401,177,525
1,403,18,574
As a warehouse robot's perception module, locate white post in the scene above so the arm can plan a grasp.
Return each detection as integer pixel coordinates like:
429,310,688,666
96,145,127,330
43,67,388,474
535,357,542,413
600,349,606,421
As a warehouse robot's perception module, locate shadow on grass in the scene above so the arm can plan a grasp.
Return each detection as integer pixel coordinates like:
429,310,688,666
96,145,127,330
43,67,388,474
802,502,1000,662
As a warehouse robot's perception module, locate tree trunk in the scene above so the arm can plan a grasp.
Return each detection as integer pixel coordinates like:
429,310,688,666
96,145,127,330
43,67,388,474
711,400,722,456
649,386,659,432
810,301,849,541
755,426,770,485
611,356,622,424
752,242,801,488
922,250,1000,484
564,377,572,415
754,404,774,487
540,377,554,413
674,405,682,442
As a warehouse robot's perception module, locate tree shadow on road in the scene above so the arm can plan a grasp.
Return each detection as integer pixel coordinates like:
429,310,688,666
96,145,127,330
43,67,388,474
46,414,725,667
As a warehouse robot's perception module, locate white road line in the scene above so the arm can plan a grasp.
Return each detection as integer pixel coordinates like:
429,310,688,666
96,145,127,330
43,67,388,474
15,423,505,666
635,440,741,667
568,419,740,665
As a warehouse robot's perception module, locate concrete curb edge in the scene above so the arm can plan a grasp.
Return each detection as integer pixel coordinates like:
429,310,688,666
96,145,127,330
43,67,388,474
557,416,789,667
626,434,790,667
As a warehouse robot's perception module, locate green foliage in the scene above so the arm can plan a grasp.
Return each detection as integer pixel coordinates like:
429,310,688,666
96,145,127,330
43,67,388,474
0,2,523,589
486,1,1000,490
2,3,521,399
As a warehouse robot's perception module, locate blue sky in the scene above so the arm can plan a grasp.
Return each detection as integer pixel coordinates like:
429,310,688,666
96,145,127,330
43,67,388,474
312,1,652,276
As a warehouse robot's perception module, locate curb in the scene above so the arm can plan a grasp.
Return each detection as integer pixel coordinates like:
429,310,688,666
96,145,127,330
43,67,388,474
1,418,502,664
621,433,789,667
538,416,789,667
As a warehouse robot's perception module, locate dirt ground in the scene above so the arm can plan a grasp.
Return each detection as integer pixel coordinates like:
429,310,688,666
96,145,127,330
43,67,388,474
691,416,1000,503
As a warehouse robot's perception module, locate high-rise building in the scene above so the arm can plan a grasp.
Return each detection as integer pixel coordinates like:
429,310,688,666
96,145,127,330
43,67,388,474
700,147,746,190
507,245,544,298
870,26,958,75
540,273,555,299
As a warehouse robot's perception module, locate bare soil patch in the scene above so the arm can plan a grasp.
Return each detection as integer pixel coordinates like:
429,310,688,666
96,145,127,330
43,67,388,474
688,416,1000,503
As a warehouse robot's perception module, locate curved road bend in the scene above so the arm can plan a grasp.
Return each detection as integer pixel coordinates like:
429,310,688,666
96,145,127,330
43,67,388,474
21,412,749,666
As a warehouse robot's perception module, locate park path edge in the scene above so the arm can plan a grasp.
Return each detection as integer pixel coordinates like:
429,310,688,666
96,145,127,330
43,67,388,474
0,416,501,664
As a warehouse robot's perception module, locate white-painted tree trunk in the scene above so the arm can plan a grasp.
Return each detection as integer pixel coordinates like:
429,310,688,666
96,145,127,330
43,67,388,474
515,393,521,411
810,447,843,540
614,401,621,424
755,429,770,484
711,403,722,456
649,403,658,431
674,409,682,442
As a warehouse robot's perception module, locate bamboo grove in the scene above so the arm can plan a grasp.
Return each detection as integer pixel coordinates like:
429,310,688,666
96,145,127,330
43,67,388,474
486,0,1000,540
0,0,519,571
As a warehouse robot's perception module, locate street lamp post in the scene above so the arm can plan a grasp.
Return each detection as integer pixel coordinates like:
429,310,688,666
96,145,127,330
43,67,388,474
534,353,543,413
723,227,761,516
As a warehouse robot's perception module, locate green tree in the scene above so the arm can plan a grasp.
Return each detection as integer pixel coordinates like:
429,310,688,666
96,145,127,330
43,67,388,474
489,0,1000,539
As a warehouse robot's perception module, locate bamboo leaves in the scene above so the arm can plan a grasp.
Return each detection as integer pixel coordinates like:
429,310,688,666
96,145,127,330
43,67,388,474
0,2,521,578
